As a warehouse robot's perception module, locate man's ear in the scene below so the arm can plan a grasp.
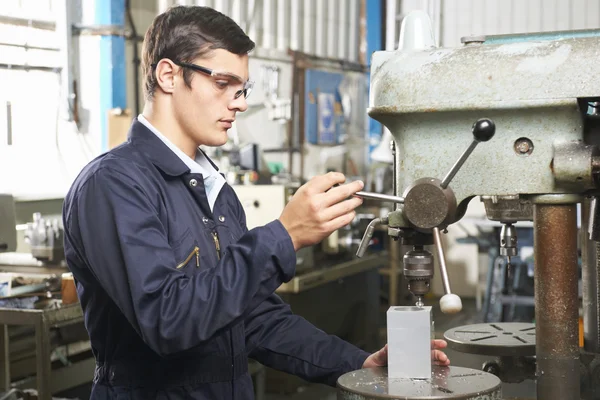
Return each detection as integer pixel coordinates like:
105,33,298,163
155,59,178,94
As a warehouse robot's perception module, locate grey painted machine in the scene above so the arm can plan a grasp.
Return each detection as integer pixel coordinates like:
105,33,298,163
0,195,17,254
342,10,600,400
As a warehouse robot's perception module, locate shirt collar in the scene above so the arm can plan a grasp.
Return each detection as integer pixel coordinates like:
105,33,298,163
137,114,218,179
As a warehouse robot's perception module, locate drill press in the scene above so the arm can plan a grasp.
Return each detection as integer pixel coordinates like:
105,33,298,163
338,9,600,400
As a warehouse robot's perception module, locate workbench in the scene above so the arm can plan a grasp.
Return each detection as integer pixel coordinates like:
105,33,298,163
0,303,94,400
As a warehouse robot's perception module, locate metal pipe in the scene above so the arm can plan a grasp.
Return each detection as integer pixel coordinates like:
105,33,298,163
440,140,478,189
262,0,274,49
0,64,60,73
385,0,397,50
303,0,315,55
125,0,141,117
337,0,348,59
326,0,337,58
354,191,404,204
6,102,12,146
0,15,55,31
582,198,600,353
534,203,580,400
314,0,326,57
290,0,302,50
0,42,59,52
433,227,451,295
348,0,359,62
230,0,242,25
276,0,289,52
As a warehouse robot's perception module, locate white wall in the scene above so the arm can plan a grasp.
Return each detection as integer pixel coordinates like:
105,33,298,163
397,0,600,48
161,0,363,63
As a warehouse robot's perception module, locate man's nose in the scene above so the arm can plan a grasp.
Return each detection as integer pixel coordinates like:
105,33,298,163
229,95,248,112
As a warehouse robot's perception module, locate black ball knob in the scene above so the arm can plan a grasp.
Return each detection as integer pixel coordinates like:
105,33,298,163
472,118,495,142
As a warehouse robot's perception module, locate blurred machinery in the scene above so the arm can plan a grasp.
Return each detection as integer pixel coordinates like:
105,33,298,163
0,195,17,254
23,213,64,265
338,10,600,400
0,198,92,400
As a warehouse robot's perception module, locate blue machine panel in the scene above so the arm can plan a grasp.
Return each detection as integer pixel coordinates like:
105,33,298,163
305,69,345,145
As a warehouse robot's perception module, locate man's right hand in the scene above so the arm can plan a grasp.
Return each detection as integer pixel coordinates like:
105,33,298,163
279,172,364,251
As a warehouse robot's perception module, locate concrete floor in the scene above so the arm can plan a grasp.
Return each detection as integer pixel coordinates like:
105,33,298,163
265,297,536,400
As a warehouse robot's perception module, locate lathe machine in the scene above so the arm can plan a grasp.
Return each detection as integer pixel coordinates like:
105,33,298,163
337,10,600,400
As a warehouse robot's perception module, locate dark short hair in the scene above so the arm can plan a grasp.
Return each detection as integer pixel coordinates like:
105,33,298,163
141,5,255,100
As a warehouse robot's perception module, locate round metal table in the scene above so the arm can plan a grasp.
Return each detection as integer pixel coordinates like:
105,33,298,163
337,366,502,399
443,322,536,356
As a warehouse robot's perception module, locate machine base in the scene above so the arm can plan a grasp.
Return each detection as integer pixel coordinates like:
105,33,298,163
337,366,502,399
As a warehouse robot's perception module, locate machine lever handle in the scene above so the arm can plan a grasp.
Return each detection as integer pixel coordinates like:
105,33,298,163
356,217,388,258
354,191,404,204
432,227,463,314
440,118,496,189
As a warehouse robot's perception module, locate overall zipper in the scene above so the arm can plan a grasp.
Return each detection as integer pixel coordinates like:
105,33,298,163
212,231,221,260
176,246,200,269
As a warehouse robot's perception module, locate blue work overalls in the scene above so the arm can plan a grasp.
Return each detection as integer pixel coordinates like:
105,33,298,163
62,119,369,399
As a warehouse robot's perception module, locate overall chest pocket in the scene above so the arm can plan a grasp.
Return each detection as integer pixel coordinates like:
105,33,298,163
172,230,201,277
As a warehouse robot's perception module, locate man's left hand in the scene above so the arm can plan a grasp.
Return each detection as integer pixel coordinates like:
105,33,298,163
362,339,450,369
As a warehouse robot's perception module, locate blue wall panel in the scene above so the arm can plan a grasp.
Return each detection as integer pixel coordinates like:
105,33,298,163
96,0,127,151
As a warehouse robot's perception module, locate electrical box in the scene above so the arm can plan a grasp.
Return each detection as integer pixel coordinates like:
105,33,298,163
231,185,288,230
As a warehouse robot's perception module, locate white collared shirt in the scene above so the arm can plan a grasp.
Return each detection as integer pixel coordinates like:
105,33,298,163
138,114,225,212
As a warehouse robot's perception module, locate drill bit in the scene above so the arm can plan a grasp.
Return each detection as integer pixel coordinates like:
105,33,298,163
506,256,512,280
416,296,424,308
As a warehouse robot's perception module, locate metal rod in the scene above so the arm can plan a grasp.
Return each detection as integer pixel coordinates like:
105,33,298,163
354,191,404,204
0,15,55,31
582,198,600,353
356,217,385,258
534,203,580,399
5,102,11,146
440,140,478,189
0,42,59,52
432,227,451,295
0,64,61,73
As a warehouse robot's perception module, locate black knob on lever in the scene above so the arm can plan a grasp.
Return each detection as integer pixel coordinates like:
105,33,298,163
440,118,496,189
472,118,496,142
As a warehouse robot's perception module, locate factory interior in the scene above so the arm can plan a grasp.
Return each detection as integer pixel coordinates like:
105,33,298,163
2,0,600,399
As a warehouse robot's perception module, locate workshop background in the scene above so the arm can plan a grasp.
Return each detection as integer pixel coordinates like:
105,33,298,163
0,0,598,399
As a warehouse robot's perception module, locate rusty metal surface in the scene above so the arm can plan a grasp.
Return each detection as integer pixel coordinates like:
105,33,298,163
553,141,599,190
481,195,533,222
403,178,457,229
444,322,535,357
534,203,580,400
336,366,502,400
369,37,600,112
386,107,583,216
367,36,600,218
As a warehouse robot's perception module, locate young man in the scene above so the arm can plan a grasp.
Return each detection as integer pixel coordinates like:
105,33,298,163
62,6,448,399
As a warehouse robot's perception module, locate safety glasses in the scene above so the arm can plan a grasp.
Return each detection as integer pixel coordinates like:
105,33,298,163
173,61,254,100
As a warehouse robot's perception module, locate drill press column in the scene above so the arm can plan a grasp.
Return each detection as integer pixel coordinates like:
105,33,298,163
534,200,580,399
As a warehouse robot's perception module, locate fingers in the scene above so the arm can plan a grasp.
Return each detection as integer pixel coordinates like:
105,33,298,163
321,197,363,222
323,210,357,232
322,180,364,207
373,345,388,366
432,350,450,366
304,172,347,194
431,339,448,349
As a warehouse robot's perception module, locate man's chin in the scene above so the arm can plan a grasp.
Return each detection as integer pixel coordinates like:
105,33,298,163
211,130,229,147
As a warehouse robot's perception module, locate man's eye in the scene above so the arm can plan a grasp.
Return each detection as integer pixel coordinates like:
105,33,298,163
215,81,229,89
